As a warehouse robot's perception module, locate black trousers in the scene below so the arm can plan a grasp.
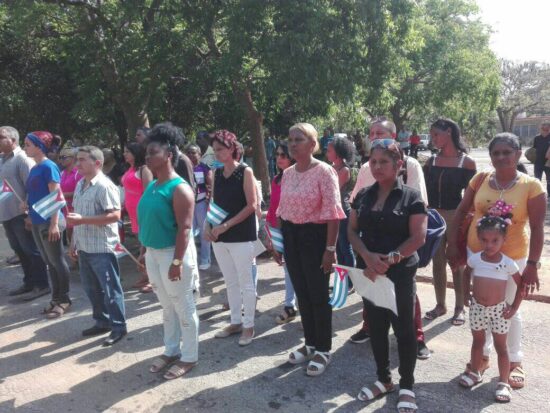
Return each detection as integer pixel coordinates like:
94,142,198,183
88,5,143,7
364,264,417,390
282,221,332,352
534,163,550,195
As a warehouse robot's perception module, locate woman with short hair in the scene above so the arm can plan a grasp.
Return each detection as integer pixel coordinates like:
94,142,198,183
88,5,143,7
205,130,258,346
278,123,345,376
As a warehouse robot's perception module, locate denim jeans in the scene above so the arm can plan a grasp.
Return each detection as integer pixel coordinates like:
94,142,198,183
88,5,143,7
146,245,199,362
283,264,296,308
3,215,49,289
31,223,71,303
78,251,126,333
193,200,211,266
534,164,550,195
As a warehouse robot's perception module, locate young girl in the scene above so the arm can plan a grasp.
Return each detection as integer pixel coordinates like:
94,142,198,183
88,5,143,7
460,214,523,403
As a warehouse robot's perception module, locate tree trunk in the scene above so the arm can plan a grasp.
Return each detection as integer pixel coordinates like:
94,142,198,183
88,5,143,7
497,107,512,132
122,105,150,141
113,109,128,151
233,84,270,198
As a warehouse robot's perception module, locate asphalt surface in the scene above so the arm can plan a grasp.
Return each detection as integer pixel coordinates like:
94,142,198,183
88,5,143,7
1,239,549,413
1,150,549,413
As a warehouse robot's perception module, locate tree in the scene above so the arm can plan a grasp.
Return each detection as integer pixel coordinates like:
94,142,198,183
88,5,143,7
496,60,550,132
360,0,500,137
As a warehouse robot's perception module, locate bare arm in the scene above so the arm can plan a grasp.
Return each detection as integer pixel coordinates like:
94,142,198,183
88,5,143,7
168,183,195,281
504,272,524,319
337,167,350,189
522,193,547,293
205,168,213,200
47,182,61,241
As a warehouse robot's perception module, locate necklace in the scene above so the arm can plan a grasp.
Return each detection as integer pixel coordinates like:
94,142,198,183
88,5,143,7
492,172,518,199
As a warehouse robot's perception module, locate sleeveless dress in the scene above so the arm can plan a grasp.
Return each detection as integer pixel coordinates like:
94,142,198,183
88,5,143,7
121,167,143,234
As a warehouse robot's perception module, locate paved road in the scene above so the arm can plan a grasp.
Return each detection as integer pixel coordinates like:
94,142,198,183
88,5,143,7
1,247,550,412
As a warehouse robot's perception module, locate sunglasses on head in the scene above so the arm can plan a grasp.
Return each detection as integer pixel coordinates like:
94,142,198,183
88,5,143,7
371,139,397,148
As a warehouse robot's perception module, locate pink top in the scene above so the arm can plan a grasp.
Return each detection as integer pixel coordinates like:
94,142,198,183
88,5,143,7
266,176,282,227
121,167,144,234
277,162,345,224
60,167,83,211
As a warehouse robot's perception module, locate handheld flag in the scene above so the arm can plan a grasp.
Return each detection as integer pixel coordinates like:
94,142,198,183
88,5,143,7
0,180,14,203
265,225,284,253
329,265,349,308
114,243,128,259
206,201,229,226
32,189,66,220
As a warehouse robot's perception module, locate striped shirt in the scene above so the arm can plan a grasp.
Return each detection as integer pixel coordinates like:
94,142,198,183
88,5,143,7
73,172,121,254
0,147,34,222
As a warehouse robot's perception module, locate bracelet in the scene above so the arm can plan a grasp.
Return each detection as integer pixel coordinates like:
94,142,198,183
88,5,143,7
326,245,336,252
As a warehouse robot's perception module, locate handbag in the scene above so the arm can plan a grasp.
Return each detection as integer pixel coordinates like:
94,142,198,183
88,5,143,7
455,172,489,266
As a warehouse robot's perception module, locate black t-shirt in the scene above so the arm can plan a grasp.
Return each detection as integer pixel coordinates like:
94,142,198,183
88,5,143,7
533,134,550,167
352,180,427,268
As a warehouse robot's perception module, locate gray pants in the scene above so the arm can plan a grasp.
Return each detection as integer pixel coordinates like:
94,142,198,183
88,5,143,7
31,223,71,304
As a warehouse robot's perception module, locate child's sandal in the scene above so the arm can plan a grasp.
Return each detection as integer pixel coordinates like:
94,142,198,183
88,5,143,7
495,382,511,403
459,371,482,388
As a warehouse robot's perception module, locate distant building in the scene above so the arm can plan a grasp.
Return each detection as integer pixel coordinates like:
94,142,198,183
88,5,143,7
506,115,550,146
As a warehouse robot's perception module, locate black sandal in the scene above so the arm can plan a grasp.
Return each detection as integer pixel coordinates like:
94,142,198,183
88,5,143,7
275,306,297,324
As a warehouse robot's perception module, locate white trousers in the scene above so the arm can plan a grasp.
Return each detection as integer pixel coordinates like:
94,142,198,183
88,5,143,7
213,241,256,328
475,252,526,363
146,244,199,362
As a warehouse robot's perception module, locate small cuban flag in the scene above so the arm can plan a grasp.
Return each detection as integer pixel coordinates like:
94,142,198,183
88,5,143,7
329,265,349,308
32,189,66,220
114,243,128,259
206,201,229,226
0,180,14,203
265,225,284,253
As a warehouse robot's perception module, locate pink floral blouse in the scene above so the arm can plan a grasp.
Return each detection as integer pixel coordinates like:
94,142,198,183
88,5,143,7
277,162,346,224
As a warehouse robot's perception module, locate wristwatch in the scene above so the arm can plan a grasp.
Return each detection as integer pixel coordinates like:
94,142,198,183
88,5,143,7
387,250,403,265
171,258,183,267
527,260,541,269
326,245,336,252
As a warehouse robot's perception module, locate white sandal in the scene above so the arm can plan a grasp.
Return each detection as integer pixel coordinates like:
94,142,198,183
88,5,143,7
397,389,418,412
306,351,331,376
495,382,511,403
288,345,315,365
459,371,482,388
358,380,395,401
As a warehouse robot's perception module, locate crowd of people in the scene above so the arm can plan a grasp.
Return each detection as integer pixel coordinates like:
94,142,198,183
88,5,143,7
0,118,548,412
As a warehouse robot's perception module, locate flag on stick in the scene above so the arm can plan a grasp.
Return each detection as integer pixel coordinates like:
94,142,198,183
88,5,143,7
32,189,66,220
265,225,284,253
329,265,349,308
0,180,14,203
114,242,142,267
206,201,229,226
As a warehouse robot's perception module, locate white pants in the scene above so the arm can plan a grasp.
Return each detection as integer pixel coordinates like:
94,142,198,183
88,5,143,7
213,241,256,328
146,244,199,362
469,248,526,363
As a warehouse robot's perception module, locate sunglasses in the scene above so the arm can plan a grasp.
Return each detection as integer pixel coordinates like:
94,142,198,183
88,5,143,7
371,139,398,148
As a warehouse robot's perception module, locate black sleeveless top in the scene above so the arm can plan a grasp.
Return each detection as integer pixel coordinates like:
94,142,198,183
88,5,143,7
213,164,257,243
423,155,475,210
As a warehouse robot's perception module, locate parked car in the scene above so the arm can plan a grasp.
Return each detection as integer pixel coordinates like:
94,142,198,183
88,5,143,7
418,134,431,150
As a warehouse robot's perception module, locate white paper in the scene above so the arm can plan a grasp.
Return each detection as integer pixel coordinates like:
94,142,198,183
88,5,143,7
336,264,398,315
